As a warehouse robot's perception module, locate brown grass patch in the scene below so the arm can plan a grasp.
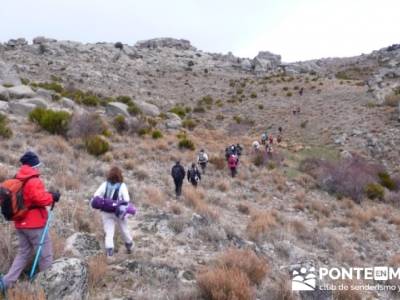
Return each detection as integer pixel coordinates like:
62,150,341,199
217,248,268,285
197,266,253,300
183,188,219,222
50,229,65,259
346,206,380,229
216,179,230,192
7,281,46,300
88,254,108,294
237,203,250,215
209,156,225,170
306,198,331,218
143,186,164,207
170,203,182,215
246,210,278,241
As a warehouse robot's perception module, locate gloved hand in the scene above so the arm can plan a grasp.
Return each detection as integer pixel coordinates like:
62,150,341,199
50,191,61,202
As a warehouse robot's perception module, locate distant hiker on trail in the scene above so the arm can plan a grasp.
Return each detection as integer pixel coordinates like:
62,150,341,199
236,144,243,157
261,132,268,145
92,167,134,257
278,126,283,134
228,154,239,177
225,145,235,161
277,127,283,144
299,87,304,96
0,151,60,293
171,161,185,197
187,163,201,187
269,134,274,145
252,140,261,152
197,149,209,174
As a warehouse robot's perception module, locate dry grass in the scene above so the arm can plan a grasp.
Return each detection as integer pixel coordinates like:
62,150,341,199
209,156,225,171
170,203,182,215
216,179,230,192
88,254,108,294
197,266,253,300
246,210,278,241
7,281,46,300
237,203,250,215
306,198,331,218
183,188,219,221
333,280,363,300
50,229,65,259
217,248,268,285
346,206,380,229
0,165,9,182
0,225,14,274
287,219,312,241
143,186,164,207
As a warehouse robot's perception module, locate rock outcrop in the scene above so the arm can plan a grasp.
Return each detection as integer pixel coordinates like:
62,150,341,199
64,232,101,259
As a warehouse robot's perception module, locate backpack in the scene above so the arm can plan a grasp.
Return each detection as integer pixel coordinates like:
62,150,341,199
189,169,199,182
198,152,207,163
91,183,122,213
0,176,37,221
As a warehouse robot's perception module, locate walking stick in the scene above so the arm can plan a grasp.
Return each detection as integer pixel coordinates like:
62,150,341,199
29,202,56,281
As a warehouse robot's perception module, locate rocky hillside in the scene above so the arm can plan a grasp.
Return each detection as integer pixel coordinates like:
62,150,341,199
0,37,400,300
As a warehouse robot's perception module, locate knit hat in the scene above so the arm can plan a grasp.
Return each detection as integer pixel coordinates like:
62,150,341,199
20,151,41,168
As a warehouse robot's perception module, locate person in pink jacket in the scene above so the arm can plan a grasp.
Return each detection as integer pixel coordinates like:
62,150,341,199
228,154,239,177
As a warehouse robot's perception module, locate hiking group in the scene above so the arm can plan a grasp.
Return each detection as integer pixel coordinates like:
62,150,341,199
0,135,282,295
254,126,283,156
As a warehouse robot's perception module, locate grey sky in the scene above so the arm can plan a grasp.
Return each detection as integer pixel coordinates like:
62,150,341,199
1,0,399,62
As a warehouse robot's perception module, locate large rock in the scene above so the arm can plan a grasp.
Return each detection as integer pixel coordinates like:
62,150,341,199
36,88,54,101
0,86,9,101
135,38,194,50
6,38,28,48
37,257,88,300
23,97,48,108
9,100,37,116
65,232,101,259
0,101,9,112
106,102,130,117
7,85,36,99
136,101,160,117
165,113,182,129
253,51,281,72
33,36,57,44
61,97,76,110
0,61,21,86
240,59,253,71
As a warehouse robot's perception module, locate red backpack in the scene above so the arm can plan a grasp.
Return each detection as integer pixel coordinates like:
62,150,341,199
0,176,37,221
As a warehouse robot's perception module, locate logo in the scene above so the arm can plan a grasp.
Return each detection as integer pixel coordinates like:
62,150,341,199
292,267,317,291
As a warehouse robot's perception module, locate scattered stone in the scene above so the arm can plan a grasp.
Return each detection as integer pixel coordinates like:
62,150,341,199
165,112,182,129
135,38,194,50
33,36,57,44
23,97,48,108
106,102,130,117
64,232,101,259
136,101,160,117
37,257,88,300
9,100,36,116
61,97,76,110
0,61,21,86
7,85,36,99
0,101,9,112
334,133,347,145
0,86,9,101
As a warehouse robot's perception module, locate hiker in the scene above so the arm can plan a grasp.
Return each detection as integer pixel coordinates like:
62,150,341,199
0,151,60,293
261,132,268,145
299,87,304,96
197,149,209,174
269,134,274,145
228,154,239,177
171,161,185,197
297,107,301,114
236,144,243,157
278,126,283,134
252,140,261,152
93,166,134,257
187,163,201,187
225,145,236,160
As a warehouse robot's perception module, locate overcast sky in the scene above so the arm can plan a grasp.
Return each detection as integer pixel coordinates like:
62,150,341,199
1,0,399,62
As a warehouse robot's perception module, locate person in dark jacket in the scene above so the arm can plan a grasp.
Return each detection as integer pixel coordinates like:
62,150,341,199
187,163,201,187
0,151,60,293
171,161,185,197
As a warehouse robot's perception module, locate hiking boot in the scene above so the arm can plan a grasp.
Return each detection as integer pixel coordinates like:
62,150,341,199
0,276,6,296
125,242,134,254
106,248,114,257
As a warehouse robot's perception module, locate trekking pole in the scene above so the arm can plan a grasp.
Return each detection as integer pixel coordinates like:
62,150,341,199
29,202,56,281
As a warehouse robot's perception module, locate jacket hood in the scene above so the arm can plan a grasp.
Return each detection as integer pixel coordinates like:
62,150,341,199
16,165,40,180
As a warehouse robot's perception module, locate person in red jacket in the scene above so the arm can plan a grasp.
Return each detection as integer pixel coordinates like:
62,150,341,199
228,154,239,177
0,151,60,293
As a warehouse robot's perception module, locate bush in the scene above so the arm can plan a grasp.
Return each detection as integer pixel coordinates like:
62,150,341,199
378,172,396,190
29,108,71,135
233,115,242,124
286,92,293,97
384,92,400,107
193,106,206,113
128,103,141,116
236,88,244,95
114,42,123,50
68,112,107,139
258,104,264,110
253,152,265,167
178,137,195,150
365,183,385,200
200,95,213,105
115,95,133,105
169,106,186,119
197,267,253,300
85,135,109,156
182,119,197,130
0,114,12,138
113,115,128,133
250,92,257,98
152,130,163,139
31,81,63,93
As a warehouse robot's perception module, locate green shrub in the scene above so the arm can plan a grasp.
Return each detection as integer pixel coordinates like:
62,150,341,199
31,81,63,93
20,78,30,85
215,99,223,107
169,106,186,119
250,92,257,98
113,115,128,133
378,172,396,190
253,153,264,167
128,103,142,116
300,120,308,128
138,127,151,136
233,115,242,124
200,95,213,105
81,95,100,106
282,87,289,91
286,92,293,97
0,114,12,138
3,84,13,88
236,88,244,95
29,108,71,135
365,183,384,200
115,95,133,105
152,130,163,139
258,104,264,110
193,106,206,113
178,137,195,150
85,135,109,156
182,119,197,130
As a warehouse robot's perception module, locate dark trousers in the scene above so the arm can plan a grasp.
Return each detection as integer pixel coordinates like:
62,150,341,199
230,167,237,177
174,178,183,196
199,162,207,174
